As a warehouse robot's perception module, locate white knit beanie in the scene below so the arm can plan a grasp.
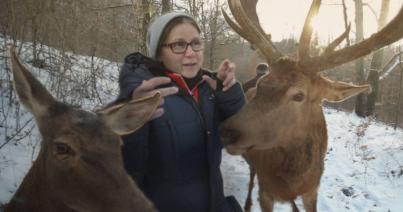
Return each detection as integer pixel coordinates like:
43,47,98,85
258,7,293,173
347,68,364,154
146,12,196,60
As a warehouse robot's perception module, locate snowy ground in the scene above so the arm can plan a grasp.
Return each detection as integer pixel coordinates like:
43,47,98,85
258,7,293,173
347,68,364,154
1,40,403,211
222,108,403,211
2,107,402,211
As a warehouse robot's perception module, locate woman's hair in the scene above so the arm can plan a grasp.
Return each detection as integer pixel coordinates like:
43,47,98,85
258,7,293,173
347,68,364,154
156,17,201,58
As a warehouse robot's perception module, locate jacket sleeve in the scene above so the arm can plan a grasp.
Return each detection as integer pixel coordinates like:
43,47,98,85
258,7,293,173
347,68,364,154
118,61,154,185
117,63,154,101
215,82,246,120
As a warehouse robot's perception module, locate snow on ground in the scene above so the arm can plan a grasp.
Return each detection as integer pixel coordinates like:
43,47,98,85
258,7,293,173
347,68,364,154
222,108,403,211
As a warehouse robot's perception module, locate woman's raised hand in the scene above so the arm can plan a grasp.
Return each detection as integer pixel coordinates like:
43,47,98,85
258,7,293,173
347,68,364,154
132,77,178,119
203,59,237,92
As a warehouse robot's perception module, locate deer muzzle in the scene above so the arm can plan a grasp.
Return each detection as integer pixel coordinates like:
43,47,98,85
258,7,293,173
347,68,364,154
219,126,241,146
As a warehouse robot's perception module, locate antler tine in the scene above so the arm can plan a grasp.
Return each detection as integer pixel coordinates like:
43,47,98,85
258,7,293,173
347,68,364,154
222,9,255,45
299,0,322,62
323,24,351,55
305,5,403,72
239,0,266,34
224,0,283,65
222,9,270,58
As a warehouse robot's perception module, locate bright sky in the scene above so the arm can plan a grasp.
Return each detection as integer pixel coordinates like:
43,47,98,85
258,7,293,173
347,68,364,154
257,0,403,44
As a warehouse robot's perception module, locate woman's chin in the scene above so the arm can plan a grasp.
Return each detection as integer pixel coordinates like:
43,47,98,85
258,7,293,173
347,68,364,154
181,66,200,77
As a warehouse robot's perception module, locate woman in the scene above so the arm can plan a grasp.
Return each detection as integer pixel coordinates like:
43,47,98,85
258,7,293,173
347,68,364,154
118,12,245,212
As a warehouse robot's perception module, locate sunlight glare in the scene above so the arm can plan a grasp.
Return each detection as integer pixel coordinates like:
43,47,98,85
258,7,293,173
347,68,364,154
257,0,403,44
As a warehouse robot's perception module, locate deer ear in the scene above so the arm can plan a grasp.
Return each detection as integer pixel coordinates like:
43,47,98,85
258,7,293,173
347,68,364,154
9,46,57,118
320,76,370,102
99,93,161,135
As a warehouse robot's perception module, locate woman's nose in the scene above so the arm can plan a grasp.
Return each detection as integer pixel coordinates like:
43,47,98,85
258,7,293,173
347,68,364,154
184,45,196,57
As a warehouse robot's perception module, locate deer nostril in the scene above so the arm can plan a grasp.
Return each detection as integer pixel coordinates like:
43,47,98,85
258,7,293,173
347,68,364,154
219,127,240,146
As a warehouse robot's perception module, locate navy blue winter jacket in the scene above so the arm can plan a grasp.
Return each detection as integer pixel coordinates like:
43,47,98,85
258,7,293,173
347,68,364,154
118,53,245,212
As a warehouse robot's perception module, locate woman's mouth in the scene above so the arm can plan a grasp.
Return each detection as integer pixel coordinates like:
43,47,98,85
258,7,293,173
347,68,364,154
183,63,197,67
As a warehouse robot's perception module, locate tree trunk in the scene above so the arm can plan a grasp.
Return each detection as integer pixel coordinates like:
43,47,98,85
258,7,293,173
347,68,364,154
161,0,172,13
354,0,366,117
188,0,197,17
395,48,403,129
365,0,390,116
341,0,350,46
208,0,220,70
141,0,151,55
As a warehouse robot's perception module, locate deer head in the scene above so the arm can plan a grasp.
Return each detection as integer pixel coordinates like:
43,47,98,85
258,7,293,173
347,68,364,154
220,0,403,155
7,46,158,212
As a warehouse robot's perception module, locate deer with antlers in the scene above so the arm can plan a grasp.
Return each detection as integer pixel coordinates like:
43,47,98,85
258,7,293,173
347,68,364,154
4,47,158,212
220,0,403,211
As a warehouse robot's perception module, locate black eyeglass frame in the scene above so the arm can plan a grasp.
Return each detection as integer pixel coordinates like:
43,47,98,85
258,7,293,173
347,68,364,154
161,40,204,54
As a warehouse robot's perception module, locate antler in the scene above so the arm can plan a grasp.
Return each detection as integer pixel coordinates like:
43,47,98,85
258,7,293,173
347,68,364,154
299,0,322,61
224,0,403,73
323,24,351,55
222,0,283,65
300,3,403,71
240,0,260,29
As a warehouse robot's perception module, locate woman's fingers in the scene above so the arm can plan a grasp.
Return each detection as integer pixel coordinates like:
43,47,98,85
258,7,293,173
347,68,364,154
211,59,238,92
222,72,236,92
221,62,236,92
156,86,179,97
217,59,230,80
150,108,164,120
132,77,178,99
130,77,178,120
140,77,171,91
140,87,178,99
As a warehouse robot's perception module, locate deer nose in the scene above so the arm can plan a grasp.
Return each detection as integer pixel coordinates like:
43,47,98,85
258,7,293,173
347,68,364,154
219,127,240,146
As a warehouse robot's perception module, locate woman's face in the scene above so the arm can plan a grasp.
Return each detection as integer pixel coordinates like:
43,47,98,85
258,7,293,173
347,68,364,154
158,23,204,78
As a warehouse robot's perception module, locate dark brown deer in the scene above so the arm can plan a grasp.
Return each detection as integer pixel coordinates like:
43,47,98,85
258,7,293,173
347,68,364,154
220,0,403,211
4,47,158,212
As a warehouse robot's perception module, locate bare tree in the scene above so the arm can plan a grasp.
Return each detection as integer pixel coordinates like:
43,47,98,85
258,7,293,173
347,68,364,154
205,0,224,69
341,0,351,46
365,0,390,116
396,46,403,129
162,0,173,13
354,0,366,117
185,0,199,17
354,0,391,117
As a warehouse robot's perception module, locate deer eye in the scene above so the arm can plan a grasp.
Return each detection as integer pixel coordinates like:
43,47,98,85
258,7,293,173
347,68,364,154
53,142,74,160
292,92,305,102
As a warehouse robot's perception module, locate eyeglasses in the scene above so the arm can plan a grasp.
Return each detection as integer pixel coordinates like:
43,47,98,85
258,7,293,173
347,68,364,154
161,39,204,54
